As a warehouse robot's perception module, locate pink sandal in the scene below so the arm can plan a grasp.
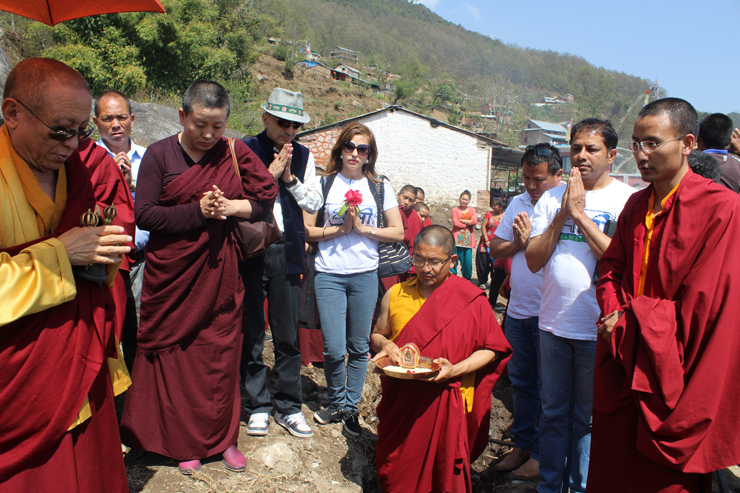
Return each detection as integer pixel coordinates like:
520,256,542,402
222,445,246,472
178,459,201,475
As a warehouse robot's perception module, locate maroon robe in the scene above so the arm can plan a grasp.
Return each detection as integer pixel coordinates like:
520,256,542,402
0,152,127,492
77,138,136,342
400,206,423,257
376,275,511,493
590,171,740,492
119,136,276,460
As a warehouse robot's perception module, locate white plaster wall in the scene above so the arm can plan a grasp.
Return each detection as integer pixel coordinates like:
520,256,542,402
359,111,490,208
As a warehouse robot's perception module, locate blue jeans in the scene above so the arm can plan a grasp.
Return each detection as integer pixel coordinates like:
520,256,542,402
314,270,378,412
504,316,541,460
537,330,595,493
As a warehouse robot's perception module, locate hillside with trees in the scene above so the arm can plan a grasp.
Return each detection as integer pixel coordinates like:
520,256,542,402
1,0,734,154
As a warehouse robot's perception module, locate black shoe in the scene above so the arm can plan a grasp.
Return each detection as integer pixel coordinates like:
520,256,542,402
342,410,361,437
314,405,343,425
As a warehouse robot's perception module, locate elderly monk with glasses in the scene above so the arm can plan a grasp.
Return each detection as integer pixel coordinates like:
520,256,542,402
371,225,511,493
0,58,133,493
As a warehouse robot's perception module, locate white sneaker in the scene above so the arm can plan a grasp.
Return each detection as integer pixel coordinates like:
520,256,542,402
246,412,270,436
274,412,313,438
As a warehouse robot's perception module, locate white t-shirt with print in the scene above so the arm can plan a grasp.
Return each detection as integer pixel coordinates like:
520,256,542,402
530,179,636,340
494,191,544,320
315,173,398,274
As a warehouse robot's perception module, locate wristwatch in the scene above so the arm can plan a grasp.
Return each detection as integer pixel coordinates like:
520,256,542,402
285,175,298,188
370,227,376,237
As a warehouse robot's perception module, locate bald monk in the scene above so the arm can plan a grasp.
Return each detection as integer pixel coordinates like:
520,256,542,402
371,225,512,493
591,98,740,492
0,58,133,492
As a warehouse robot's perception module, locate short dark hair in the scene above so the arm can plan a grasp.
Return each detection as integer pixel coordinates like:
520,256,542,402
637,97,698,138
415,187,425,196
521,143,562,175
699,113,734,150
688,151,722,183
182,80,231,117
94,90,132,116
415,225,455,256
413,202,429,213
491,197,505,209
399,185,417,196
571,118,619,151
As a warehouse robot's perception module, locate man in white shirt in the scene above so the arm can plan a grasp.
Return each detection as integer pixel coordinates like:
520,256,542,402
93,90,148,368
241,88,322,438
525,119,636,493
489,143,563,479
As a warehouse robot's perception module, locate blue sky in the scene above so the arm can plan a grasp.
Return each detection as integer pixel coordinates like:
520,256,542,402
412,0,738,114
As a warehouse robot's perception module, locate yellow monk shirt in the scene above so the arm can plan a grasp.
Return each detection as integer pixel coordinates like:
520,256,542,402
0,125,130,430
387,277,476,411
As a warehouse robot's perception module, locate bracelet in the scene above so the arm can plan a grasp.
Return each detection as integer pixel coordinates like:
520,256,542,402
322,227,326,240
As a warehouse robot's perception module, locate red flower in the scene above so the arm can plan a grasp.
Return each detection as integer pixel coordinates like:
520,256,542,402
344,189,363,208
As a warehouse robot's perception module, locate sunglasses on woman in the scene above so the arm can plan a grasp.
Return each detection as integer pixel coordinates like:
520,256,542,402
276,118,303,129
341,141,371,156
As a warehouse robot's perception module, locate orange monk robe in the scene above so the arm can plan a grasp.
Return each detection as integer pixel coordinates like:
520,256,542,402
591,171,740,492
376,276,511,493
0,125,130,492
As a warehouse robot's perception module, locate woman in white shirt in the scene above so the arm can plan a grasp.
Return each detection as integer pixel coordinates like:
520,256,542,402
303,123,403,436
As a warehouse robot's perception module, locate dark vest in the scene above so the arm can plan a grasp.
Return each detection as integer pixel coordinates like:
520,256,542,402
242,131,310,275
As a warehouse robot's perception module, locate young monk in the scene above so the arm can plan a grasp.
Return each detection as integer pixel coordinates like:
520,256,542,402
371,225,512,492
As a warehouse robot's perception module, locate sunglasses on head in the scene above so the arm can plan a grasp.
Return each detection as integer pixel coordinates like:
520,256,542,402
16,99,94,141
341,141,371,156
276,118,303,129
525,144,562,164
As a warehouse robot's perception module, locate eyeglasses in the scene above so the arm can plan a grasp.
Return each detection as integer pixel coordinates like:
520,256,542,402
628,135,685,154
525,144,562,164
276,118,303,130
15,99,94,141
341,141,371,156
412,254,452,269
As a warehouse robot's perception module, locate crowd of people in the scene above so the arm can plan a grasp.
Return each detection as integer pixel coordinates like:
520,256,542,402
2,56,740,493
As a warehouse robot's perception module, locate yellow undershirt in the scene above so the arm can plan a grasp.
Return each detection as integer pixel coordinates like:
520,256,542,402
0,125,130,431
637,183,680,297
388,278,476,411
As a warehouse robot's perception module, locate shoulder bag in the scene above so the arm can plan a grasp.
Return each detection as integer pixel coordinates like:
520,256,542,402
228,137,281,259
368,178,412,277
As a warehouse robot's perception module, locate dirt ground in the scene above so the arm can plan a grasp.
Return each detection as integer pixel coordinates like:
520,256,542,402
122,293,740,493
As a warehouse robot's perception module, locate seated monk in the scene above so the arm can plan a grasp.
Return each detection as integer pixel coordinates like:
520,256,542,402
371,225,512,493
0,58,133,492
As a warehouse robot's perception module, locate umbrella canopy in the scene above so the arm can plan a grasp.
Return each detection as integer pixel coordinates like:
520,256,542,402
0,0,165,26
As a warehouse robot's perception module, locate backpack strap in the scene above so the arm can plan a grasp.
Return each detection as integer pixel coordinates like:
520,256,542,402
367,176,385,228
316,173,337,227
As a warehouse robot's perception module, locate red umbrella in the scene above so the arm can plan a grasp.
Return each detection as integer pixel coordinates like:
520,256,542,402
0,0,165,26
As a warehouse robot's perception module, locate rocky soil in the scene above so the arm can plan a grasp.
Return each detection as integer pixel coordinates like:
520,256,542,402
121,294,740,492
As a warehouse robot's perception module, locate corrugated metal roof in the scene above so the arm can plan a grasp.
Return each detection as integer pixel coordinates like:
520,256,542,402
528,120,566,133
543,132,568,140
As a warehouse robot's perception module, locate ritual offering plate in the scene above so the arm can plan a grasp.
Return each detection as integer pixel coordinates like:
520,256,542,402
374,343,441,380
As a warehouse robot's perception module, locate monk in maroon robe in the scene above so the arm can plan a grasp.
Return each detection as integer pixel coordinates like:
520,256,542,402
371,226,511,493
591,99,740,492
78,137,136,342
0,58,132,492
120,82,276,473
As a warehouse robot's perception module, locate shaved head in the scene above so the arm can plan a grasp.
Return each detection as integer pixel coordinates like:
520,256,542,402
415,225,454,256
3,58,90,112
399,184,417,196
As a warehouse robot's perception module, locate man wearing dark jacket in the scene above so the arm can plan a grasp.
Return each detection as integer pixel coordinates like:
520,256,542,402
241,88,322,438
